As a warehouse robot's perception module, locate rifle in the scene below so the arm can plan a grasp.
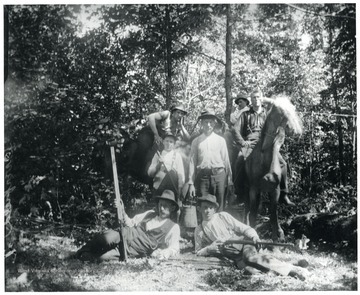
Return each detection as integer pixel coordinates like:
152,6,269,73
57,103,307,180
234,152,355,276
110,145,128,261
222,239,294,248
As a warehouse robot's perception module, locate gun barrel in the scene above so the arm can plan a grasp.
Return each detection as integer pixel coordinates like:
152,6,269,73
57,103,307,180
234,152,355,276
223,239,294,248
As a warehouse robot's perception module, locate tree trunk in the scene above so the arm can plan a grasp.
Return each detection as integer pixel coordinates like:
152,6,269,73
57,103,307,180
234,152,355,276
165,6,172,108
224,4,232,124
4,6,9,82
327,5,346,185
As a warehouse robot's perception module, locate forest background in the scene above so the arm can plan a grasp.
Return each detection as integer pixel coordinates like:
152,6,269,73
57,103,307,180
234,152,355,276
3,3,356,251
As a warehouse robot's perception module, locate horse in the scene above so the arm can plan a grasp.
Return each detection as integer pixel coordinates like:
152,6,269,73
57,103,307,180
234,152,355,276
240,96,303,241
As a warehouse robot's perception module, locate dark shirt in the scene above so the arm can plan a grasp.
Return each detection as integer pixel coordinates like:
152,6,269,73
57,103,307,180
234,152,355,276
232,107,268,146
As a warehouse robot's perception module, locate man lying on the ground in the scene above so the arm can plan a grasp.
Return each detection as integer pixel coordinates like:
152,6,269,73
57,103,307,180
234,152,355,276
75,190,180,261
194,194,309,280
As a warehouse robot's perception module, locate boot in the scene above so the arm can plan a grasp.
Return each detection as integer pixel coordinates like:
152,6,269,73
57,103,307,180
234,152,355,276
280,192,295,206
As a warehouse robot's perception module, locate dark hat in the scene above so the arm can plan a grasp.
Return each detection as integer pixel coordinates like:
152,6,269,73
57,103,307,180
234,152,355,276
198,110,222,125
197,194,219,208
162,132,177,141
234,92,250,105
170,104,187,115
155,189,179,211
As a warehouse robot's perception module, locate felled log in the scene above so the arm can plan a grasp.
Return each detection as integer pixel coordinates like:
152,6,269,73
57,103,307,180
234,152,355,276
164,252,233,270
288,213,357,247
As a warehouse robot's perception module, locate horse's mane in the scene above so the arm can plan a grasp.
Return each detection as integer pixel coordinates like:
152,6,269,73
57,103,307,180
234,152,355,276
271,96,303,135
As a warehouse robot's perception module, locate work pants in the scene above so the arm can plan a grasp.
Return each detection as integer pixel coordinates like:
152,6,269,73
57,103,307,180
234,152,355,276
196,169,227,211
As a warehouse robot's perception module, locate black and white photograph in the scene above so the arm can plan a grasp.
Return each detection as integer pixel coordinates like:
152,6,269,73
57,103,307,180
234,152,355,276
3,2,357,291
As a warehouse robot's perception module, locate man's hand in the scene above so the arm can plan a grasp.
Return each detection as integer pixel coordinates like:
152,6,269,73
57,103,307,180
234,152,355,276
154,134,162,146
241,141,251,148
252,236,261,251
188,184,196,198
207,240,223,255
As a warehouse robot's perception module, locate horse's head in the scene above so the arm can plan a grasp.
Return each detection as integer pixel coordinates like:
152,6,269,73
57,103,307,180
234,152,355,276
261,96,303,151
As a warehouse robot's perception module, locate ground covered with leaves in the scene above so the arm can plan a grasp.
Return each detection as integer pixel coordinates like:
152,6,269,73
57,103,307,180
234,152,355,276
5,224,357,292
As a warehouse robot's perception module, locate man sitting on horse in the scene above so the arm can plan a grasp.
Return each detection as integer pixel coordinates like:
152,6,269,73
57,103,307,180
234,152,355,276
75,190,180,261
194,194,308,280
147,104,191,147
231,89,294,206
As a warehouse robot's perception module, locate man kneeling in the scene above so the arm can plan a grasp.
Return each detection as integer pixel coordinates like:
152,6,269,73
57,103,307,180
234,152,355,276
194,194,308,280
75,190,180,261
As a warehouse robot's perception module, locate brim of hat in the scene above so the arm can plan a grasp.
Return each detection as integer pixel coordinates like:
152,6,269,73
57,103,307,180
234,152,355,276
163,134,177,140
199,114,222,122
156,196,179,211
197,198,219,208
171,108,187,114
235,97,250,104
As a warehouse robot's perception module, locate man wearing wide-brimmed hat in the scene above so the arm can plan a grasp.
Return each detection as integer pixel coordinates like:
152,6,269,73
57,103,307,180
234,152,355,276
147,103,190,148
187,110,233,211
230,91,251,126
75,190,180,261
194,194,309,280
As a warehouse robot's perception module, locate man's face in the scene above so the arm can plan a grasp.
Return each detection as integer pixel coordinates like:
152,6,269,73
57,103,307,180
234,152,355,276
172,110,186,121
163,136,175,151
236,99,248,110
251,92,262,107
158,199,175,219
201,118,216,135
199,201,217,221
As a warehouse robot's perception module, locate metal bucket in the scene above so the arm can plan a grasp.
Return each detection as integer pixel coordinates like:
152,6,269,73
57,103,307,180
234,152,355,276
180,205,198,228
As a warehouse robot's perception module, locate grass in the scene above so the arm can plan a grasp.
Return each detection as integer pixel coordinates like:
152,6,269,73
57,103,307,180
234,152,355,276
5,228,357,292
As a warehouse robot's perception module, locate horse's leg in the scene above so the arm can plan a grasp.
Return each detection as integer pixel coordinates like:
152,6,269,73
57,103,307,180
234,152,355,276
269,186,284,242
248,186,260,228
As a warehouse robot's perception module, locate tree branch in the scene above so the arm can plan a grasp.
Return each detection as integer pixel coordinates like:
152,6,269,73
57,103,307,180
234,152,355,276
175,40,225,66
286,4,355,20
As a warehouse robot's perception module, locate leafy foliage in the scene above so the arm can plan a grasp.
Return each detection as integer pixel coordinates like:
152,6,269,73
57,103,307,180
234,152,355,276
4,4,356,237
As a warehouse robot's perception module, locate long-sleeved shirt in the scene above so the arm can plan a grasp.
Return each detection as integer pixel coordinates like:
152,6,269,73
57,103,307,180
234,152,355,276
125,209,180,258
188,132,232,185
147,149,185,190
194,212,259,256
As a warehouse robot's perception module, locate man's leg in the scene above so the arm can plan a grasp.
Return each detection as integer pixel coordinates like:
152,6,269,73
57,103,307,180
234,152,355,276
76,229,122,261
234,153,246,203
278,154,295,206
242,245,307,279
212,170,227,212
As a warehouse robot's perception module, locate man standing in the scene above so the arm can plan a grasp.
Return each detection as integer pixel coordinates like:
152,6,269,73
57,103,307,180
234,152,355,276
194,194,308,280
188,110,233,211
75,190,180,261
232,89,294,206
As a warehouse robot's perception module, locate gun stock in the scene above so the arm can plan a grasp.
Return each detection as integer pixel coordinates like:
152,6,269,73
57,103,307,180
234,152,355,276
110,146,128,261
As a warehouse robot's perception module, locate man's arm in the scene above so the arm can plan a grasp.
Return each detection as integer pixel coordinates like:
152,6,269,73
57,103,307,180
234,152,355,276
147,153,161,177
124,210,155,227
220,137,233,185
220,212,260,242
147,110,170,144
231,113,246,147
151,224,180,259
187,138,198,197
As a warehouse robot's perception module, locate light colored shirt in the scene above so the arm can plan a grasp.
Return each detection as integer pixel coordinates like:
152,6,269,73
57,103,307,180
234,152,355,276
147,150,185,190
230,106,250,125
194,212,259,256
125,209,180,258
188,132,232,184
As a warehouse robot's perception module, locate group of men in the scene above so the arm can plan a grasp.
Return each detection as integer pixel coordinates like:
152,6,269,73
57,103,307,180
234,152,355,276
74,89,308,280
